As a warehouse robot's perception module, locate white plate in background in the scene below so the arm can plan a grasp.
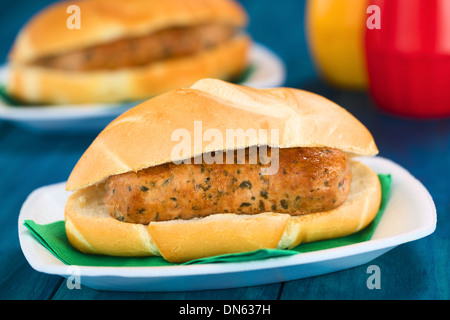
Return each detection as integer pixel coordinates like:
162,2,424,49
18,157,436,292
0,43,286,133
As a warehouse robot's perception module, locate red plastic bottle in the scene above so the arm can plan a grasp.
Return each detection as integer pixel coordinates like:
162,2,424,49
365,0,450,118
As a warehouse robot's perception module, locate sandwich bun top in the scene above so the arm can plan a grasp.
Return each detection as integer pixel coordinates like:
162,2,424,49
10,0,248,64
66,78,378,192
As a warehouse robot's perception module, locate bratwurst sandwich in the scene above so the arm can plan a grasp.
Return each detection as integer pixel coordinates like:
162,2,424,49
64,78,381,263
7,0,249,104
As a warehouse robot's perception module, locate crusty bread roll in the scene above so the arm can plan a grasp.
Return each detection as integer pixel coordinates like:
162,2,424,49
6,0,250,104
64,78,381,263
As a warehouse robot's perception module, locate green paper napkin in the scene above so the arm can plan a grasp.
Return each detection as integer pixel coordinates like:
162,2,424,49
0,86,23,106
23,174,391,266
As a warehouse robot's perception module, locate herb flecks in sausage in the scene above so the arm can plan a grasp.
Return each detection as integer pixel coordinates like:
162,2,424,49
104,147,352,224
162,176,174,187
239,180,252,189
259,200,265,211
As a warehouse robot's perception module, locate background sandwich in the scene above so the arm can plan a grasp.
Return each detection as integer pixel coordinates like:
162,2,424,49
7,0,250,104
64,78,381,263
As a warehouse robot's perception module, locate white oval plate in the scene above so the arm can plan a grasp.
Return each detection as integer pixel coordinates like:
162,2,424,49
0,43,286,133
18,157,436,292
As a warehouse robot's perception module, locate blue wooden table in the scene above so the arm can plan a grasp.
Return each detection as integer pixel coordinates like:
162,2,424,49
0,0,448,300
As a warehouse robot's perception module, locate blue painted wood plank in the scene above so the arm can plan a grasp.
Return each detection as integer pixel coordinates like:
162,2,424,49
52,282,282,300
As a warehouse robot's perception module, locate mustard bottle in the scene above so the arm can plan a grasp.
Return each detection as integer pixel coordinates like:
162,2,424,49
306,0,368,89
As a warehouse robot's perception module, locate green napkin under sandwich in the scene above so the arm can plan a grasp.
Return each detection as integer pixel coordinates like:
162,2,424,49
23,174,391,267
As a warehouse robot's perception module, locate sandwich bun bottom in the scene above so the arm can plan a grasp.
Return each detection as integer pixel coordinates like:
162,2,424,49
65,161,382,263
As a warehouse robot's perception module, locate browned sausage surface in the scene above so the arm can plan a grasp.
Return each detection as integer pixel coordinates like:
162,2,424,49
34,24,238,71
103,147,352,224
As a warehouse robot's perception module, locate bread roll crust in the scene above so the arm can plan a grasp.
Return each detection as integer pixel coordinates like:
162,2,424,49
65,161,382,263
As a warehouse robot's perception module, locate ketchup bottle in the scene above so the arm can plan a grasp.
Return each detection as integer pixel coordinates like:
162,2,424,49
365,0,450,118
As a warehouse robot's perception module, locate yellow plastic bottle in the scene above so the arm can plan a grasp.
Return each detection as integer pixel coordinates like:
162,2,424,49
306,0,368,90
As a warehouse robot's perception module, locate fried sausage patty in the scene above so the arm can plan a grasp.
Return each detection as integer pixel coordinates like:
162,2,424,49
34,24,238,71
103,147,352,224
